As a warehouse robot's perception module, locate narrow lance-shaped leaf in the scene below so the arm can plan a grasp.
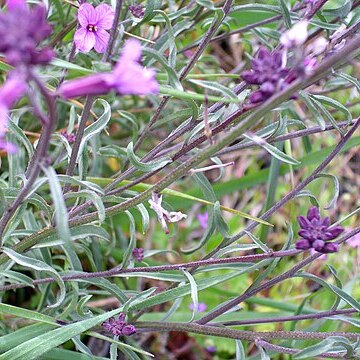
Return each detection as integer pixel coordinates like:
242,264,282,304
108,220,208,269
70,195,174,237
2,248,66,308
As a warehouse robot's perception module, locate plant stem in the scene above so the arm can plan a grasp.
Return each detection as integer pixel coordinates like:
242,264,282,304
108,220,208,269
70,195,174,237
254,339,353,359
0,73,57,243
103,0,123,61
196,226,360,324
135,321,360,341
214,308,357,326
0,249,300,291
63,0,123,192
131,0,234,153
2,35,360,262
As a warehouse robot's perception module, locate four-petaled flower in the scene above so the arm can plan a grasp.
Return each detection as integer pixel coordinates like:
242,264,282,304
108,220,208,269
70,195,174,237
295,207,344,253
148,192,187,234
75,3,115,53
59,39,159,98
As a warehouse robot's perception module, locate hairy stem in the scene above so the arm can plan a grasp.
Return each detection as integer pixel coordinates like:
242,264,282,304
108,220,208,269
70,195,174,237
136,321,360,341
0,74,57,242
0,249,300,291
196,226,360,324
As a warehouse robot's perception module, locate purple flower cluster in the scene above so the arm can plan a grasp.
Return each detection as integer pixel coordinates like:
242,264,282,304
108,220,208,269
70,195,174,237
295,207,344,253
241,48,292,103
129,4,145,18
132,247,144,262
241,46,322,103
0,0,53,66
102,313,136,336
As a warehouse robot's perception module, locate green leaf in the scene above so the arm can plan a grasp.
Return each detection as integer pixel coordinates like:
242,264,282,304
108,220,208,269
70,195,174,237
120,210,136,269
244,231,270,253
34,224,109,248
182,269,198,322
160,85,241,103
0,270,35,288
128,260,271,312
294,336,353,359
296,272,360,311
0,303,56,325
136,203,150,234
243,132,300,165
77,99,112,162
0,308,123,360
314,173,339,210
0,249,66,309
188,79,238,99
87,332,154,358
51,58,93,75
235,340,246,360
0,324,57,354
42,166,81,271
126,142,172,172
278,0,291,28
65,190,105,224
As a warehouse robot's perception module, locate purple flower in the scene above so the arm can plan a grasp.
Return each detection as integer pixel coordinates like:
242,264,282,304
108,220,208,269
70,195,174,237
132,248,144,262
295,207,344,253
59,39,158,98
110,39,159,95
206,346,216,353
0,0,53,66
121,324,136,336
102,313,136,336
0,76,27,153
129,4,145,18
241,48,291,103
197,212,208,230
60,130,76,143
74,3,114,53
189,302,207,312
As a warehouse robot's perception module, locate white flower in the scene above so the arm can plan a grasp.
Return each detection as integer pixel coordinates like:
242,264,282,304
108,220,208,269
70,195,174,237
148,192,187,234
280,21,308,49
306,37,328,55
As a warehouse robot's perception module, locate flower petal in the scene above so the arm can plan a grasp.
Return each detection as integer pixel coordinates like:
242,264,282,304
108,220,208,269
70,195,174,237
0,104,9,137
78,3,96,28
0,139,17,153
58,73,112,98
74,27,96,52
94,29,110,53
295,239,311,250
0,77,27,108
307,206,320,221
297,215,310,229
120,39,142,63
95,4,114,30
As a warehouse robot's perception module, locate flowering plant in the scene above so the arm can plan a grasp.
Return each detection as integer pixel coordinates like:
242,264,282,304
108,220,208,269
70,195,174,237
0,0,359,359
